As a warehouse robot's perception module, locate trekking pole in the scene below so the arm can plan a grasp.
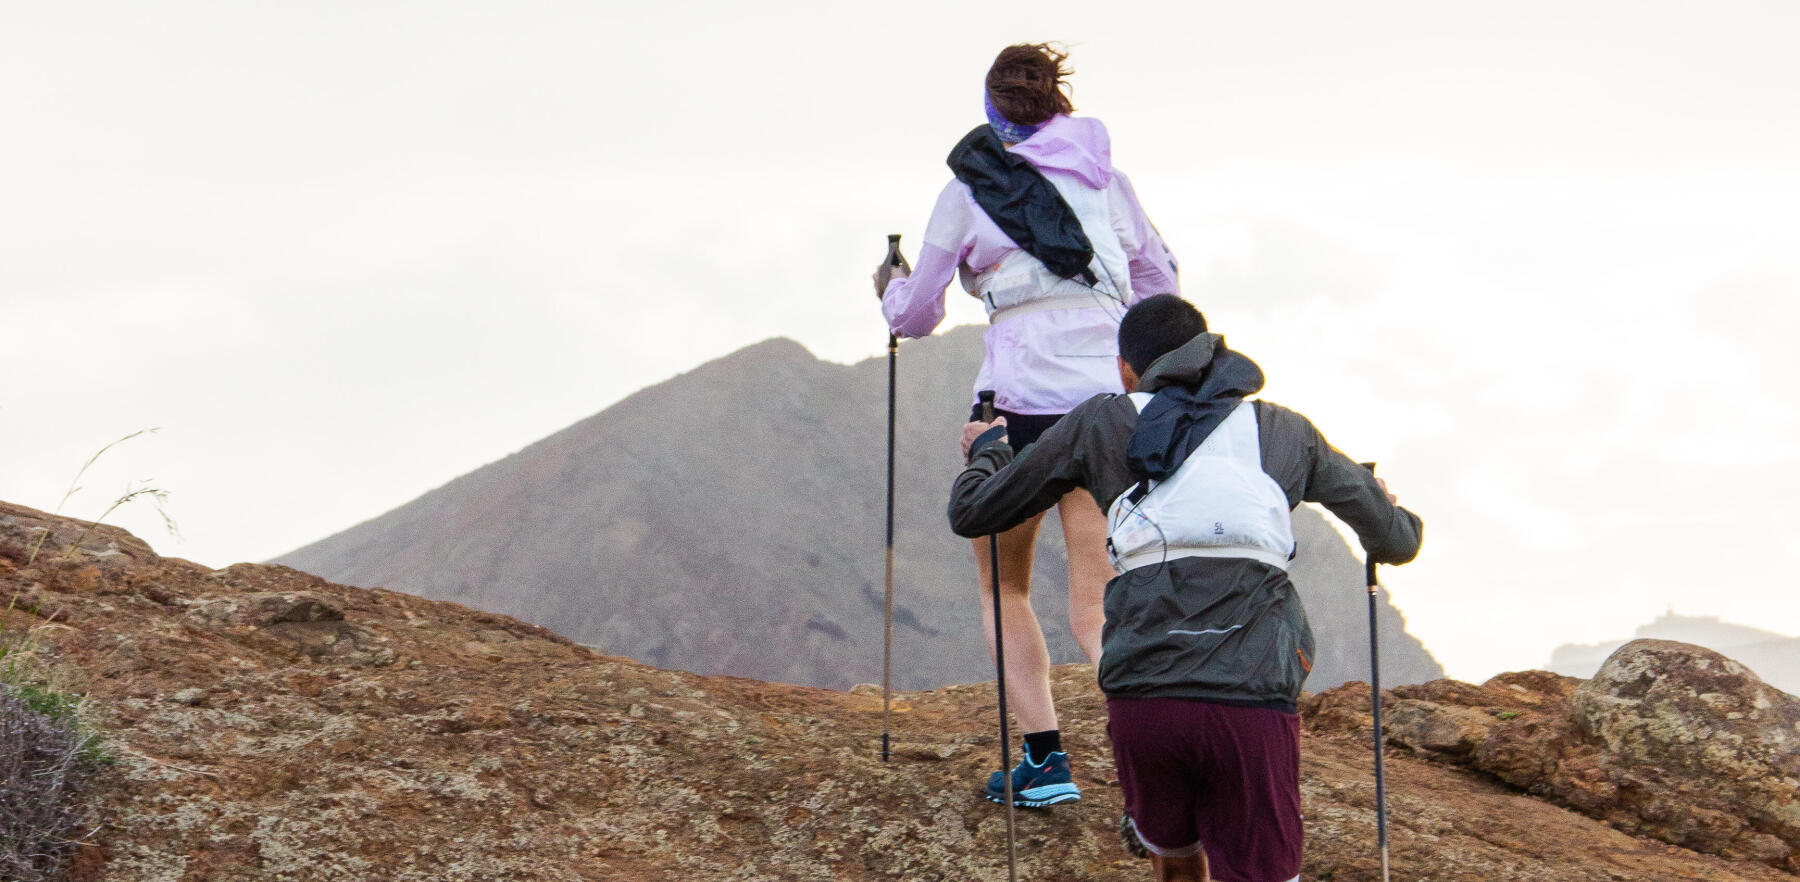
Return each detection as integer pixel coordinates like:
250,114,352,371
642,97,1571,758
1362,461,1391,882
878,234,909,763
979,390,1019,882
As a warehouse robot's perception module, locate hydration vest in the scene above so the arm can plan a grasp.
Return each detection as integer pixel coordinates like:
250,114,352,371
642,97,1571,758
1107,397,1296,573
975,172,1131,322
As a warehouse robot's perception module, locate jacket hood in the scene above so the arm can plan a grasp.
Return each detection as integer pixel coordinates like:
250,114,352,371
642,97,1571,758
1126,333,1267,482
1009,115,1114,189
1138,333,1227,392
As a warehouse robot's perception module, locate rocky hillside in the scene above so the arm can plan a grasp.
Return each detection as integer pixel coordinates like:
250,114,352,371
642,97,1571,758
276,329,1441,692
4,501,1795,880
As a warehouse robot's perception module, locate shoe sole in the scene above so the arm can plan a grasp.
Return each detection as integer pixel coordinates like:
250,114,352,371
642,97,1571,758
986,783,1081,808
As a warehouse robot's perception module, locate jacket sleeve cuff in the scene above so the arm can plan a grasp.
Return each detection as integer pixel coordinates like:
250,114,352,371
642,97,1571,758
966,425,1011,464
1369,507,1425,565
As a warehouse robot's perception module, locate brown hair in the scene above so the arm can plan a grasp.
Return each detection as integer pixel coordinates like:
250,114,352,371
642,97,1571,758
985,43,1074,125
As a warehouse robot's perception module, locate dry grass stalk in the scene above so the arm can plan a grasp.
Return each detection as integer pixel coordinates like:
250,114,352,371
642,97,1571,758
24,428,177,566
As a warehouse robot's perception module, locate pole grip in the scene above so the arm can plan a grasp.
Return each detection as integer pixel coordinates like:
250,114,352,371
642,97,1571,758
877,234,910,302
885,233,911,272
978,390,997,424
1361,462,1379,589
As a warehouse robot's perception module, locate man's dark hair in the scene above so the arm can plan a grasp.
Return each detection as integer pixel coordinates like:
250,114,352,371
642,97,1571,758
1118,294,1207,376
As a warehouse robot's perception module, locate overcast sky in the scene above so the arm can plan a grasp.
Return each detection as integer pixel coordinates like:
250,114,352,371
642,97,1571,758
3,1,1796,683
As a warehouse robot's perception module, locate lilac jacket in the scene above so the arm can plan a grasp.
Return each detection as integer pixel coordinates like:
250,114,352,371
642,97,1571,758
881,115,1180,415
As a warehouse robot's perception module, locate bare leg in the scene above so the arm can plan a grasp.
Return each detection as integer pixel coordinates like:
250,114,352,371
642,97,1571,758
973,510,1057,734
1057,490,1110,665
1149,851,1209,882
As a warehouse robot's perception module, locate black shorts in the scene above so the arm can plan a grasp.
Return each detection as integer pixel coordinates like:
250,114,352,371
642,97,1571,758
967,406,1065,449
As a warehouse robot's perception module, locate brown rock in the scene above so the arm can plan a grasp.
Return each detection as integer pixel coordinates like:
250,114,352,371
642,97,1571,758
1472,712,1584,796
1483,669,1582,707
1385,699,1495,760
187,591,344,628
1392,677,1514,708
1301,680,1394,735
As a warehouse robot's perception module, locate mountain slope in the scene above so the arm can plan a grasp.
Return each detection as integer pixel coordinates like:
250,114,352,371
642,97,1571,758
3,500,1788,881
278,328,1441,690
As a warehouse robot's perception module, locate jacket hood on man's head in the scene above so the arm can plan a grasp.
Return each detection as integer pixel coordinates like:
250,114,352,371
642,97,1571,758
1139,332,1227,393
1010,115,1113,189
1126,332,1267,482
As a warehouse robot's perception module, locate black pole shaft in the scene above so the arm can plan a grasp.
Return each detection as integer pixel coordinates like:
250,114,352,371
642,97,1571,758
877,232,904,765
1367,578,1390,877
981,392,1018,882
1362,462,1391,882
991,533,1017,881
882,334,897,763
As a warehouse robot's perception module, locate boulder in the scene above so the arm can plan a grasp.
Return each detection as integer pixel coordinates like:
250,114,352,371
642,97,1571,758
1566,639,1800,866
1309,641,1800,873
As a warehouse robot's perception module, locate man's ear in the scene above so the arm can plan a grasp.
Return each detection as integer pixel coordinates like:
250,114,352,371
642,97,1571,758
1118,357,1140,393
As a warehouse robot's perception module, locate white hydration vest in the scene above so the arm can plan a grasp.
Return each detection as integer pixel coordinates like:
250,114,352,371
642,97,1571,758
1106,397,1297,574
974,172,1131,323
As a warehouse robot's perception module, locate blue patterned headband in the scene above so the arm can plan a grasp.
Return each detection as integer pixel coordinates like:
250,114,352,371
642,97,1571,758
984,92,1042,143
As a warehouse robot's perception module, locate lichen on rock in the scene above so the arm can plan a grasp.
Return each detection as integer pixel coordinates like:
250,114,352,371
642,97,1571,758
1307,639,1800,873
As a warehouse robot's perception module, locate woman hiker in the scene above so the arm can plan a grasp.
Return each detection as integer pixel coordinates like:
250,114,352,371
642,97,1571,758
873,42,1181,807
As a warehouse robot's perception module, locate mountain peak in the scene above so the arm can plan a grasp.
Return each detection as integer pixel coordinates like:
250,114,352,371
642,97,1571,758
278,330,1441,691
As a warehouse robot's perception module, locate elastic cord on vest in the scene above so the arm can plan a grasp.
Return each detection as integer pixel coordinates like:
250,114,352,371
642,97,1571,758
1106,399,1297,575
1114,544,1291,574
985,292,1118,322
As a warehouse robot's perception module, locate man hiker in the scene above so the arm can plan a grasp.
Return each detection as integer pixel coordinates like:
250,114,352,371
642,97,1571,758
947,294,1424,882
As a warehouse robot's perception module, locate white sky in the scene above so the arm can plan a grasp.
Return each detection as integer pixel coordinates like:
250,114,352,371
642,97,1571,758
3,1,1796,683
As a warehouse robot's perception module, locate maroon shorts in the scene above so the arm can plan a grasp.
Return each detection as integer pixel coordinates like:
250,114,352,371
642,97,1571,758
1107,697,1303,882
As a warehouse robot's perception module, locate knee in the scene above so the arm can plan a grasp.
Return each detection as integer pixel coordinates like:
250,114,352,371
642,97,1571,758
995,575,1033,599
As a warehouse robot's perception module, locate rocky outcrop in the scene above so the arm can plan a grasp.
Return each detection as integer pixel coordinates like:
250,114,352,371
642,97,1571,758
1568,640,1800,864
6,500,1793,881
1308,641,1800,873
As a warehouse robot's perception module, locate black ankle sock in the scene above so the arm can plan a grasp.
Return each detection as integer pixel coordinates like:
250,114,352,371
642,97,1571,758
1023,729,1062,763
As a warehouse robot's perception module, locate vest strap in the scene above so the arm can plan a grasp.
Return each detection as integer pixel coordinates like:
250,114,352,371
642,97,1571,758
1115,544,1291,574
986,292,1117,322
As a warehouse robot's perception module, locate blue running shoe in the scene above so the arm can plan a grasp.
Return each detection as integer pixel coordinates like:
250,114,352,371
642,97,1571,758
985,748,1080,808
